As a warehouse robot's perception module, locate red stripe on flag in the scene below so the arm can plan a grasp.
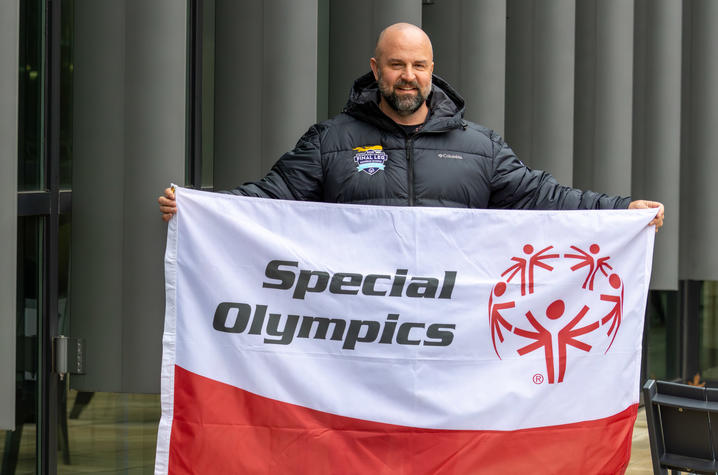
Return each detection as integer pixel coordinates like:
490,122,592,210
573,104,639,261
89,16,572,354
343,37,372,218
168,365,635,474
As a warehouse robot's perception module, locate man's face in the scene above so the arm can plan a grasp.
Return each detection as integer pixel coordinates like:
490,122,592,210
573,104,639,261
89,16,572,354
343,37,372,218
376,65,431,115
371,28,434,117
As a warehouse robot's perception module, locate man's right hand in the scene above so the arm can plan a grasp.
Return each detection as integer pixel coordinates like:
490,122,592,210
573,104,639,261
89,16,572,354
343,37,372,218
158,187,177,222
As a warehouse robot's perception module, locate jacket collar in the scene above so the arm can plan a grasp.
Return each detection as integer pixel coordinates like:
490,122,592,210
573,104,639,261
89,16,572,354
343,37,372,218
343,72,466,133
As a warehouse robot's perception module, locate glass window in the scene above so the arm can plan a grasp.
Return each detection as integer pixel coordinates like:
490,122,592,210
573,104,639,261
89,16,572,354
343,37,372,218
58,205,160,475
59,0,74,190
58,391,160,473
644,289,680,382
200,0,214,189
699,281,718,382
53,2,161,470
2,217,42,474
18,0,45,192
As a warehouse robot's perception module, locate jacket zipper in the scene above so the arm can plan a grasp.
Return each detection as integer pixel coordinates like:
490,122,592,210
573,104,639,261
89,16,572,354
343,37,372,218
406,136,415,206
402,120,463,206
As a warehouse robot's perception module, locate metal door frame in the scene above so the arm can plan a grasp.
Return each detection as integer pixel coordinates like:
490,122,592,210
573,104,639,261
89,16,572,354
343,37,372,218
15,0,68,472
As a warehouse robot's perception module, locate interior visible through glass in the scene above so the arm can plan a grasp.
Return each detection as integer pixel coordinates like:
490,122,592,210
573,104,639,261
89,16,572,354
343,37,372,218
17,0,44,192
2,217,42,475
700,281,718,383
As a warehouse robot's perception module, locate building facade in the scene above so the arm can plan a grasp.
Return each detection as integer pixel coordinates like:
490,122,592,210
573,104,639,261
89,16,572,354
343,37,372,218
2,0,717,473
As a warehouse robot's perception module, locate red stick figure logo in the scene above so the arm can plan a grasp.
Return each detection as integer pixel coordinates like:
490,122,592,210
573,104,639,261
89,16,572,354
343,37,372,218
501,245,559,296
564,244,613,290
489,282,515,357
600,274,624,352
489,242,626,384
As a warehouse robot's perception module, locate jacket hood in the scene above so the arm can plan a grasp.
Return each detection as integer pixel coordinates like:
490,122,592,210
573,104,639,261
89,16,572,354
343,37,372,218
344,71,466,133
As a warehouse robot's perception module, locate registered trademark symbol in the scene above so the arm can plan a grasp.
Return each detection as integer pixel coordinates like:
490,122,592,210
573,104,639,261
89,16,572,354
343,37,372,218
533,374,544,384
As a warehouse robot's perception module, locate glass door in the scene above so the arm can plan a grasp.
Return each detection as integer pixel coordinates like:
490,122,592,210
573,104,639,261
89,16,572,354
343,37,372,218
4,0,58,473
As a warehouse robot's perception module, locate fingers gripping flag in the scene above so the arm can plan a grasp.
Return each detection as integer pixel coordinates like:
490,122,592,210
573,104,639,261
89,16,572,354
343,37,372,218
155,187,655,475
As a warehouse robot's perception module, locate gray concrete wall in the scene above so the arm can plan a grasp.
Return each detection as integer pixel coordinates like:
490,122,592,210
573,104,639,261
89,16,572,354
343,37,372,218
213,0,318,189
680,0,718,281
506,0,575,185
70,0,186,393
424,0,506,136
574,0,635,197
632,0,681,290
1,0,19,429
328,0,422,118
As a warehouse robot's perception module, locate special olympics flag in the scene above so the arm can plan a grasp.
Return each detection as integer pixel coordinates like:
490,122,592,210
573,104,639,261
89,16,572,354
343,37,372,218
155,186,656,475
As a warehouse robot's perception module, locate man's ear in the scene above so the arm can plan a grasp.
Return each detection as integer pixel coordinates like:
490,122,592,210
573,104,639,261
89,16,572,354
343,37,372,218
370,57,379,80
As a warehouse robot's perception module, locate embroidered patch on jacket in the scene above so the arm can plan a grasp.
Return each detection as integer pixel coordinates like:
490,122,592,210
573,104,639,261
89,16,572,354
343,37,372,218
353,145,387,175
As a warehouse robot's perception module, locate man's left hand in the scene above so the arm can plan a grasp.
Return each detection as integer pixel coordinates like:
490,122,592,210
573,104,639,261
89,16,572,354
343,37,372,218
628,200,664,231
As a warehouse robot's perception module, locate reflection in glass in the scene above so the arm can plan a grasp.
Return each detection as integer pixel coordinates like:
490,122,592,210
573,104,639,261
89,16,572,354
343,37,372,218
2,217,42,474
644,290,680,382
59,0,74,190
700,281,718,382
18,0,44,192
57,391,160,474
56,199,160,474
200,0,215,189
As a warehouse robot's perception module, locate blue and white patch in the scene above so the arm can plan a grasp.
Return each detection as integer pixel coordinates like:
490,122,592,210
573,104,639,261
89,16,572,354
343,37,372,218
353,146,387,176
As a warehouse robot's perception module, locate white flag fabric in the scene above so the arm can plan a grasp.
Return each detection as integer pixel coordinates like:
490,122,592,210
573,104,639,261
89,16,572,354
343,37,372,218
156,186,656,474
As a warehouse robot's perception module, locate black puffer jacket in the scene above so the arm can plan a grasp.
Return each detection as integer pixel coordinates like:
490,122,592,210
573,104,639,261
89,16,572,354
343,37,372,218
231,72,630,210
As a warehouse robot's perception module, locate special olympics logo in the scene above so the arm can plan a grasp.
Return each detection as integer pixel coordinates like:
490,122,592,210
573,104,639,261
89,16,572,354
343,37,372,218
488,243,624,384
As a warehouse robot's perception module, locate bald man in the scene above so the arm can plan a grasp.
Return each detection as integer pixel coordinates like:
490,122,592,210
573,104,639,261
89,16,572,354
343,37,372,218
159,23,663,227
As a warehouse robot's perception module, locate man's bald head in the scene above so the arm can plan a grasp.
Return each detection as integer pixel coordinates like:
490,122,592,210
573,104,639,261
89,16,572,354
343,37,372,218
374,23,433,62
370,22,434,124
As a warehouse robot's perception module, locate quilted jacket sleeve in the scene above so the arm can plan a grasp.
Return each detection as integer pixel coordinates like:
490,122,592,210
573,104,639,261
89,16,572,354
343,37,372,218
488,134,631,210
227,125,325,201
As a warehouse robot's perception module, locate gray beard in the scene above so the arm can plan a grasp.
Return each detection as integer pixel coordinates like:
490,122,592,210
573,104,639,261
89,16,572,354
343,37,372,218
382,88,425,115
377,77,428,116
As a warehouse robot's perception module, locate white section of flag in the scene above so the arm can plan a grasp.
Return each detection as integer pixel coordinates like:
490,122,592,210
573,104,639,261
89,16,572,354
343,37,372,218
161,187,654,438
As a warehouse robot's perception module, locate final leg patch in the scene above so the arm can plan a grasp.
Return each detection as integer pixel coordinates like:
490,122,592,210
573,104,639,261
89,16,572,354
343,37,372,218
353,145,387,176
